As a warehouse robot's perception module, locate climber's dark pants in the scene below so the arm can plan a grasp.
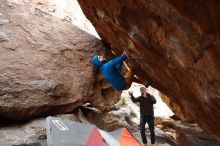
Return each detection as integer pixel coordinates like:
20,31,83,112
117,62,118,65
140,115,155,144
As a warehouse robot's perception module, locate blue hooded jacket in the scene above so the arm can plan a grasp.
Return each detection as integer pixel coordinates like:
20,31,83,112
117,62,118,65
92,54,127,90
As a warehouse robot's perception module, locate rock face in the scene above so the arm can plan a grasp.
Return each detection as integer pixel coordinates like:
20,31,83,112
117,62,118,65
175,122,220,146
0,0,120,121
0,114,80,146
29,0,99,38
160,94,192,121
79,106,138,131
0,118,48,146
77,0,220,137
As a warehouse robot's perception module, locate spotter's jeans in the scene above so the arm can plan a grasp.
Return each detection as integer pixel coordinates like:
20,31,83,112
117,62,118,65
140,115,155,144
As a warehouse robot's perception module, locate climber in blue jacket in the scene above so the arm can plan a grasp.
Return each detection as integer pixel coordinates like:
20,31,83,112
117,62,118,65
92,51,153,91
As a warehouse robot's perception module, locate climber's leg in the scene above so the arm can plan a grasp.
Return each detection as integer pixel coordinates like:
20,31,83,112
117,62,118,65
124,68,134,90
123,66,154,89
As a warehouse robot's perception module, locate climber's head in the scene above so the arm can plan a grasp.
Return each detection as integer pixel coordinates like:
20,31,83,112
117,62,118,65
92,55,106,68
98,55,106,62
140,86,146,94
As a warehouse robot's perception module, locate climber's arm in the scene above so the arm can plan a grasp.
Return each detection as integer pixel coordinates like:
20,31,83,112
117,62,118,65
129,91,141,102
106,54,127,67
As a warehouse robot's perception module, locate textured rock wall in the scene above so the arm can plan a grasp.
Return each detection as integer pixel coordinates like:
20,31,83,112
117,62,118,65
160,94,192,121
175,122,220,146
0,0,120,121
29,0,99,38
77,0,220,137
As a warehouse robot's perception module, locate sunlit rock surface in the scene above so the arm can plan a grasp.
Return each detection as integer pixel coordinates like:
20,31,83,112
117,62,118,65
30,0,99,38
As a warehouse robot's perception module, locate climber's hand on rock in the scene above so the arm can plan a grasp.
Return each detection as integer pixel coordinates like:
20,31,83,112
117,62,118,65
123,50,127,55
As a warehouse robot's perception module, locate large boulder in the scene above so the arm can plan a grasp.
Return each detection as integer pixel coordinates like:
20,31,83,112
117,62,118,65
175,122,220,146
0,0,120,121
77,0,220,137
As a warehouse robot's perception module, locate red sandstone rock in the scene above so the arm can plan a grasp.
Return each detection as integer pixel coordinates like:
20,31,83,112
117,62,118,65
78,0,220,137
175,122,220,146
160,94,192,122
